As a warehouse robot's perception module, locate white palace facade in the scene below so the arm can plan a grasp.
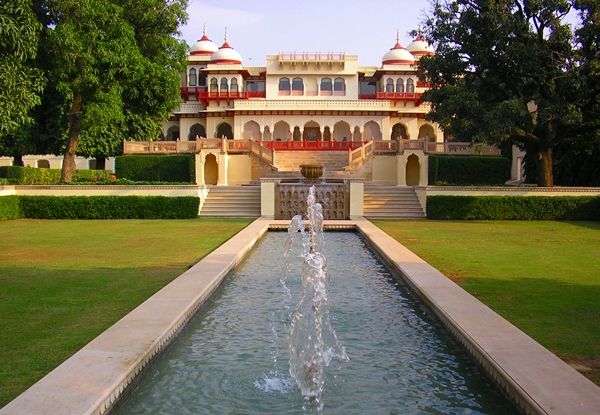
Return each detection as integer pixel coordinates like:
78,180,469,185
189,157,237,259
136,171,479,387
132,26,503,188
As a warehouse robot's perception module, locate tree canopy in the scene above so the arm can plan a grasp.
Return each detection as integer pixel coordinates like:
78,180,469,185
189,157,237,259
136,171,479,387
0,0,46,141
419,0,599,187
0,0,188,179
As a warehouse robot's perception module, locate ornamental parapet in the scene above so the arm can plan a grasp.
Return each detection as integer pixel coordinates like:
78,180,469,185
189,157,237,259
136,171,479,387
233,99,393,111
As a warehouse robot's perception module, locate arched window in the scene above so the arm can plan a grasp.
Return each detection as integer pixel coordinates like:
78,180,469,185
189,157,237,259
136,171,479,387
386,78,394,92
230,78,238,92
210,77,218,92
198,72,207,87
396,78,404,93
334,77,345,94
291,77,304,95
220,77,229,92
188,68,197,86
321,77,332,95
406,78,415,93
279,77,290,95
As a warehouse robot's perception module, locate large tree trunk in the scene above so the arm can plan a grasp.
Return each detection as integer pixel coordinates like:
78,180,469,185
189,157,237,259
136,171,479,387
61,94,83,182
536,147,554,187
12,154,23,167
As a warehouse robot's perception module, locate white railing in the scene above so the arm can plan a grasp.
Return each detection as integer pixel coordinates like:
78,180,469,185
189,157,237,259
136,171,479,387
123,139,501,158
347,140,374,169
426,142,501,156
248,140,275,165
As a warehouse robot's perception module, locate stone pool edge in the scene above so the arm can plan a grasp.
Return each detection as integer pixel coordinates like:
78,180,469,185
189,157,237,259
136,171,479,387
1,217,599,415
354,218,600,415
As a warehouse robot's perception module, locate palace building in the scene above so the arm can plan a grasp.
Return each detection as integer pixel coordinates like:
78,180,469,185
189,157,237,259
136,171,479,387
146,25,493,189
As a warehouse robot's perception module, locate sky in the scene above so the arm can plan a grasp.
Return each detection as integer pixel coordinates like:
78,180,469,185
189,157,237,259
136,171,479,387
179,0,432,67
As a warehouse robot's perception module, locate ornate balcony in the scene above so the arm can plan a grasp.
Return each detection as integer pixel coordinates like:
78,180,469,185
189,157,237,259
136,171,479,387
358,92,423,106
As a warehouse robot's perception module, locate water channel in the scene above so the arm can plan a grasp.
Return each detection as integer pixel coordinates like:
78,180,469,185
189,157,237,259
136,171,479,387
114,231,513,414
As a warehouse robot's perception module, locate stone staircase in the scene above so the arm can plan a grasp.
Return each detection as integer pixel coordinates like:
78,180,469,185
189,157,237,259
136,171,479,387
199,186,261,217
363,185,425,219
274,151,349,172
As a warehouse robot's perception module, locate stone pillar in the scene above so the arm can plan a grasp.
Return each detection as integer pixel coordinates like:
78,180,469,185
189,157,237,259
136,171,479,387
195,153,204,185
397,153,407,186
420,154,429,186
348,179,364,218
260,179,278,217
217,151,228,185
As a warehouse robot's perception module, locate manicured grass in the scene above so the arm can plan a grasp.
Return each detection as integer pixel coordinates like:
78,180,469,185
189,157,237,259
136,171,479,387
372,220,600,385
0,218,252,408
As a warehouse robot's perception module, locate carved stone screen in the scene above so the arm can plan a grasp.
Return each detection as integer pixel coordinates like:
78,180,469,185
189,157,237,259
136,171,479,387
276,183,348,220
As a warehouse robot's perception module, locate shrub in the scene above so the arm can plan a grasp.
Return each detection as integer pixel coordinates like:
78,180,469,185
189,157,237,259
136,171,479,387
0,196,21,221
18,196,199,219
0,166,10,178
115,155,195,183
72,170,112,182
3,166,62,184
0,166,112,184
428,155,510,185
427,195,600,220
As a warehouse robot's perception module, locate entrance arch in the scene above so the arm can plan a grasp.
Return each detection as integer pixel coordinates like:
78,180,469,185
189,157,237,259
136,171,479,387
273,121,291,141
303,121,321,141
406,154,420,186
204,153,218,185
333,121,351,142
363,121,381,141
391,123,408,140
189,123,206,140
167,126,180,140
418,124,436,142
243,121,261,140
216,123,233,139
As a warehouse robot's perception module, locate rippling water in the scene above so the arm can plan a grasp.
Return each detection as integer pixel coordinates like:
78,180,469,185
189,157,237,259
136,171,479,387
115,232,513,415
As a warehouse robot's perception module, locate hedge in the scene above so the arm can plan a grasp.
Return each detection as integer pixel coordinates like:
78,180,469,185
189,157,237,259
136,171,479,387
0,196,21,221
1,196,199,220
428,155,510,185
115,155,195,183
0,166,111,184
427,195,600,220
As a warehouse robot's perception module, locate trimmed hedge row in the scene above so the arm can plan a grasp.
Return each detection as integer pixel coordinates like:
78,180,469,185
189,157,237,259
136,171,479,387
427,195,600,220
115,155,195,183
428,155,511,185
0,166,112,184
0,196,20,221
0,196,199,220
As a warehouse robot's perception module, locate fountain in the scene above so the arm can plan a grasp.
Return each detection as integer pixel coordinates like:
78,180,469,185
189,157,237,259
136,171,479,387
284,187,348,410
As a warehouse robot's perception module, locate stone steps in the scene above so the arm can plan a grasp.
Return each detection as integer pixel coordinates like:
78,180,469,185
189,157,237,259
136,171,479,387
274,151,349,172
363,185,425,219
199,186,261,217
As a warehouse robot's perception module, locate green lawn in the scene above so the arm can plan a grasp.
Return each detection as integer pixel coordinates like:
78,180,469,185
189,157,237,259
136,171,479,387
372,220,600,385
0,218,252,408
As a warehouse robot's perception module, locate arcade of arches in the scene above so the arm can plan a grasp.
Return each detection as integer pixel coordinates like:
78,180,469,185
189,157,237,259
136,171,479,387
239,120,436,142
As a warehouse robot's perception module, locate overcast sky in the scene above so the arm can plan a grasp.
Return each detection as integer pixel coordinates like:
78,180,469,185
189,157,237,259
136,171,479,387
179,0,431,67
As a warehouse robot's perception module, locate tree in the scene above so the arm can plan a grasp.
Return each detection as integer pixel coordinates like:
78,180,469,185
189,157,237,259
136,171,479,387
0,0,46,152
38,0,188,180
419,0,597,187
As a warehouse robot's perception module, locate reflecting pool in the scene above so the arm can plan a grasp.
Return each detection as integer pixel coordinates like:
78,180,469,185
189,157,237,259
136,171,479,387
115,232,513,414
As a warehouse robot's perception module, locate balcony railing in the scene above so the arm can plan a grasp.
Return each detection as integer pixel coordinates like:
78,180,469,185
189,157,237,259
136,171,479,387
358,92,422,101
258,140,365,151
123,138,501,157
278,52,346,61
